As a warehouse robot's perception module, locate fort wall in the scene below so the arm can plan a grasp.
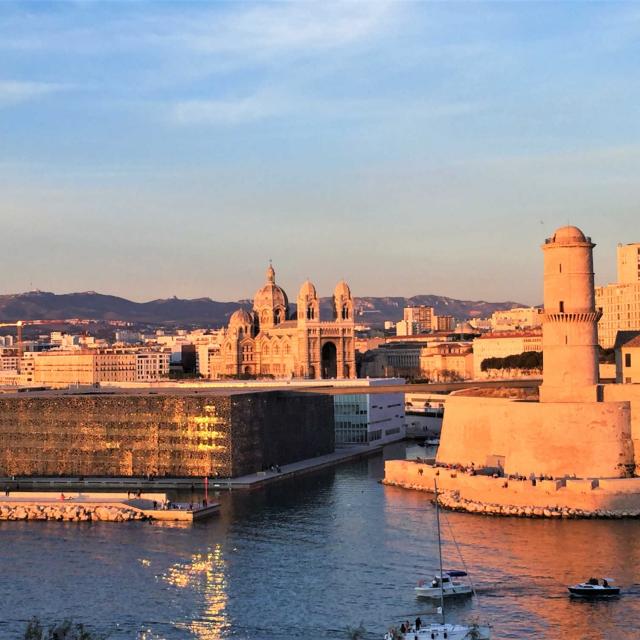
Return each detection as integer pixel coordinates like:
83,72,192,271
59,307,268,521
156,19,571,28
435,395,633,478
384,460,640,516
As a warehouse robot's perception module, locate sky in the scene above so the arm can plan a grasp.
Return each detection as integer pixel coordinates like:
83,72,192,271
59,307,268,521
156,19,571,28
1,1,639,305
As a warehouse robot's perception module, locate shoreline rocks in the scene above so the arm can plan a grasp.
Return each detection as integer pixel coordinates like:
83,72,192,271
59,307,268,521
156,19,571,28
0,503,147,522
381,480,640,519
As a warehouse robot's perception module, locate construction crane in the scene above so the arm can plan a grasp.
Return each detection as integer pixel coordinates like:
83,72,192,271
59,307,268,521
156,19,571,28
0,319,94,372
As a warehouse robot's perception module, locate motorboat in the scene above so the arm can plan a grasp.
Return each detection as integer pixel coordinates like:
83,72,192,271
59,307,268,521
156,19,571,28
568,578,620,598
384,622,491,639
415,571,473,599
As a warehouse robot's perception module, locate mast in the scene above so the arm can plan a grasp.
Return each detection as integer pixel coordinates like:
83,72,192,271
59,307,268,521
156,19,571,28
434,479,445,625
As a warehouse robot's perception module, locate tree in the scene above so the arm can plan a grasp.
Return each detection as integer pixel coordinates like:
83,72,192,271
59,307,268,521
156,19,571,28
481,351,542,372
23,618,106,640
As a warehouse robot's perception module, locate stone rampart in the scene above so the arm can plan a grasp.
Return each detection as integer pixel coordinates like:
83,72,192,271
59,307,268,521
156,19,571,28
604,384,640,471
383,460,640,518
435,395,633,478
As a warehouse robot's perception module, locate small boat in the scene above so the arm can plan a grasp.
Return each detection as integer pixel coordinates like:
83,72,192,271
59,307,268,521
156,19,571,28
568,578,620,598
384,621,491,639
424,438,440,447
415,571,473,599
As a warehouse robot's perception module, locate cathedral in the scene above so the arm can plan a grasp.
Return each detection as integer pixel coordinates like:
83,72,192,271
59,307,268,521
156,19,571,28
209,265,356,380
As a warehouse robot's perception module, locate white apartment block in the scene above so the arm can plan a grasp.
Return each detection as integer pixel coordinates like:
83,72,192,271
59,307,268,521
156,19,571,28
472,330,542,379
490,307,543,331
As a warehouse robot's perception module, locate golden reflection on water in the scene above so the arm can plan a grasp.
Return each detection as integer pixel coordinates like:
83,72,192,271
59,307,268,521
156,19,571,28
383,485,640,639
162,544,228,639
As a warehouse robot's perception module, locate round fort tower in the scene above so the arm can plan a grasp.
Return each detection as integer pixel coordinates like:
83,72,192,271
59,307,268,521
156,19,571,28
539,225,601,403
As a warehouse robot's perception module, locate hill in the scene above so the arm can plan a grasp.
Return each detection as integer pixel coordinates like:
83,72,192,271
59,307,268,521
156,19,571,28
0,290,525,328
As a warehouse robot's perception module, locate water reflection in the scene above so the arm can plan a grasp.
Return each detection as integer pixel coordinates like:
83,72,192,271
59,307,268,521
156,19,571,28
163,545,229,639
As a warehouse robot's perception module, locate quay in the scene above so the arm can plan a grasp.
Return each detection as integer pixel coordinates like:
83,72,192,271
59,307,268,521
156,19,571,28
0,444,383,494
0,491,220,523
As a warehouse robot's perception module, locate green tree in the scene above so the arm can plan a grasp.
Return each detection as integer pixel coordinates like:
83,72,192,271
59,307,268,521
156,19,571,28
23,618,106,640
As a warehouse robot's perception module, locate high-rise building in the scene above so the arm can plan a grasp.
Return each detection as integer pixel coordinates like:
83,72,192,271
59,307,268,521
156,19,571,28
617,243,640,284
595,241,640,348
403,306,434,334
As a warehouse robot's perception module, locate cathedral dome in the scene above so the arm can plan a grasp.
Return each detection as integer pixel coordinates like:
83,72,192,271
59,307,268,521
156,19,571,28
229,308,252,326
253,264,289,313
550,225,587,244
334,280,351,299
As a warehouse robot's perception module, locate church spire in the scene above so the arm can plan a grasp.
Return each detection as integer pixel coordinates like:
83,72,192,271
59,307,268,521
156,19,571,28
266,261,275,283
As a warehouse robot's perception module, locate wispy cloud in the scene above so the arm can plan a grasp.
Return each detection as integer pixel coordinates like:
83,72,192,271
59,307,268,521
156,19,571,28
0,1,398,62
0,81,66,107
174,1,397,58
170,91,485,126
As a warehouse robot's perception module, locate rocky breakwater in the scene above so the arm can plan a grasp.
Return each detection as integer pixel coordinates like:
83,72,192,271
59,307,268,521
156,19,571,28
437,489,640,519
0,503,147,522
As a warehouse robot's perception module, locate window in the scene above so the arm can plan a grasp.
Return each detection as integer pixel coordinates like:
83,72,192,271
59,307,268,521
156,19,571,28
559,301,564,313
625,353,632,367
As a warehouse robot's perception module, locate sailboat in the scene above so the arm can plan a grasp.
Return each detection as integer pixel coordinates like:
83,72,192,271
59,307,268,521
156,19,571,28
383,480,491,640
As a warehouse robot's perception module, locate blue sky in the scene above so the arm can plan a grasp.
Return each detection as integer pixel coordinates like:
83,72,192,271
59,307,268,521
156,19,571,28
1,1,639,305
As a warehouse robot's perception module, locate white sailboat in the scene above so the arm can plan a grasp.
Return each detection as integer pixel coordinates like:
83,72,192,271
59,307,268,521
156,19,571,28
415,570,473,600
384,480,491,640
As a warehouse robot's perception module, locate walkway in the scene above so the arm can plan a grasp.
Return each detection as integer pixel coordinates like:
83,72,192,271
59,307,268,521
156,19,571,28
0,444,383,492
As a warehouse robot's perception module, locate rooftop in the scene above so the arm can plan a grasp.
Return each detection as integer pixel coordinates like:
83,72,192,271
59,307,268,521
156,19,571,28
476,329,542,340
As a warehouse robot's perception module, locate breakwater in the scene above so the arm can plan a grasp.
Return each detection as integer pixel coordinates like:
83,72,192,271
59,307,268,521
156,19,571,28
0,502,146,522
438,488,640,519
384,459,640,518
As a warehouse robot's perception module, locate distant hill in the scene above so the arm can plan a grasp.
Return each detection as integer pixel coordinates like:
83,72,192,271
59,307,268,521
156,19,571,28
0,290,525,328
352,295,525,324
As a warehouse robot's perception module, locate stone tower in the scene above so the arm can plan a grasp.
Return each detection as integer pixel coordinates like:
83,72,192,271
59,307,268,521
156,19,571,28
540,225,601,403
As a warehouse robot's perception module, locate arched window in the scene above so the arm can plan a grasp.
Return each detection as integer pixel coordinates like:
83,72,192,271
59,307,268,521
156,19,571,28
284,343,291,355
275,309,283,325
263,345,270,356
273,344,280,356
342,304,350,320
307,305,314,320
